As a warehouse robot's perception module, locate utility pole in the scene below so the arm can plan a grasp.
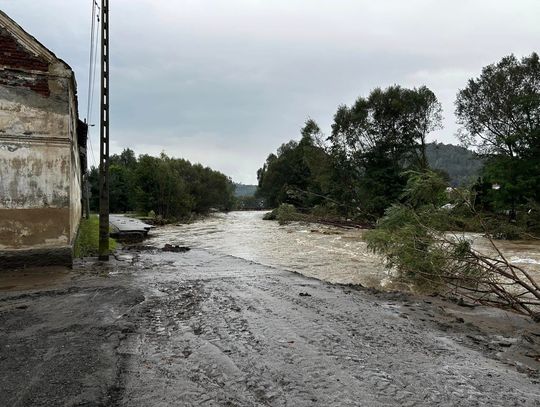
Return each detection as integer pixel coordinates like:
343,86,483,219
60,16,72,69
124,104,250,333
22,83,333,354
98,0,110,260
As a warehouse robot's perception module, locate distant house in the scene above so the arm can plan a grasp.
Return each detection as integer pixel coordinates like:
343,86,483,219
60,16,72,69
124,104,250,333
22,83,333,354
0,11,87,268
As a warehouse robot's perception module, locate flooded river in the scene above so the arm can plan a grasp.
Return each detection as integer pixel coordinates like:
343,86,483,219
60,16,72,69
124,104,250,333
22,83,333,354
148,211,540,289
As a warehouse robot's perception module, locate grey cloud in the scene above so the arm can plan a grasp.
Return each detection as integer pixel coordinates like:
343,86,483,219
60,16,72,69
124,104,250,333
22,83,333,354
1,0,539,183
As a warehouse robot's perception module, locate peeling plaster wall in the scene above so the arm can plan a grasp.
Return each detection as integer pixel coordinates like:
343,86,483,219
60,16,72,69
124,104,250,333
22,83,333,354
68,86,82,244
0,19,82,260
0,84,70,137
0,141,70,210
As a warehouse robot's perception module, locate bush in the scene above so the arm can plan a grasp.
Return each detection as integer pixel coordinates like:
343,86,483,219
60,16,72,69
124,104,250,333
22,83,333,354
262,203,311,224
275,203,299,224
262,209,277,221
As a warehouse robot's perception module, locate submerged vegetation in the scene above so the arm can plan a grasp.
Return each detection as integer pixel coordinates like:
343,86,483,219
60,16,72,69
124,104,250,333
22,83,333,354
257,53,540,317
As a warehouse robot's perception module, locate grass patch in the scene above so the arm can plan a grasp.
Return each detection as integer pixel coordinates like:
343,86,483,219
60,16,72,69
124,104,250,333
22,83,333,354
74,215,117,258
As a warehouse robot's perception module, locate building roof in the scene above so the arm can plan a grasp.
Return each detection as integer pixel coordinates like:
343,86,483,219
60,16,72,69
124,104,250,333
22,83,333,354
0,9,73,74
0,9,81,132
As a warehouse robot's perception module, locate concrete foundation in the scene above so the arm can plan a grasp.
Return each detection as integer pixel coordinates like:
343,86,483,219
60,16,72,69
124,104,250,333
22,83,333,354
0,246,73,269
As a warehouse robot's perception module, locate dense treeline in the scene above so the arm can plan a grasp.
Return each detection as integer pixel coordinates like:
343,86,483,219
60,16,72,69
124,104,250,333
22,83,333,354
257,53,540,230
256,53,540,316
456,53,540,217
88,149,235,219
257,85,445,219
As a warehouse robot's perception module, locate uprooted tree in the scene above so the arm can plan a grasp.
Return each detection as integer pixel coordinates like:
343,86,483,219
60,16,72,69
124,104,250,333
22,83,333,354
365,170,540,320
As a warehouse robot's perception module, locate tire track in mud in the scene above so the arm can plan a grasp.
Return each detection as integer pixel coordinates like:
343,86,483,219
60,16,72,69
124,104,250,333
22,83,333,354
210,275,536,406
0,284,146,407
107,248,540,406
117,280,272,406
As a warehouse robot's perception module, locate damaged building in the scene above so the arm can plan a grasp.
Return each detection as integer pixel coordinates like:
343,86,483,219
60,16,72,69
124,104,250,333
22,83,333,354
0,11,87,268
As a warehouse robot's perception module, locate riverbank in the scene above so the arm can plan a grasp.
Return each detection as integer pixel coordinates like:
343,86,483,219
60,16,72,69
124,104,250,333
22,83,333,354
1,243,539,406
263,205,374,229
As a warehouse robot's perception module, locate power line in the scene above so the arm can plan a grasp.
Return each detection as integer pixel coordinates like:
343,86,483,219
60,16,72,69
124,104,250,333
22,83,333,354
86,0,96,121
86,0,100,169
88,20,100,127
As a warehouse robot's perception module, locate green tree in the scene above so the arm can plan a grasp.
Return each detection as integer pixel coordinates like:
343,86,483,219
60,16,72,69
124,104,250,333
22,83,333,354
107,148,138,212
328,85,443,217
456,53,540,214
109,164,135,212
256,119,330,209
88,149,235,220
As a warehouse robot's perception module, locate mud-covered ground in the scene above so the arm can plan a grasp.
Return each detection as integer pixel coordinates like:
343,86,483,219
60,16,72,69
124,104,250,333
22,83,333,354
1,246,540,406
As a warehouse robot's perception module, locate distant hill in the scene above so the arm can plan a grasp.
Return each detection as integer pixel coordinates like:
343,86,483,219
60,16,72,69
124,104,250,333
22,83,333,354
426,142,484,187
234,184,258,197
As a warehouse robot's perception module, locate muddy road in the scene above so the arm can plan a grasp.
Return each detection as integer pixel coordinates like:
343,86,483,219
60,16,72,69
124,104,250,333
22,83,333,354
1,244,540,406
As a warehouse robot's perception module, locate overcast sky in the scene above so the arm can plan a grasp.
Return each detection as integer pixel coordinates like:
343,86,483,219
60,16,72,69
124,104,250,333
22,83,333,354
1,1,539,183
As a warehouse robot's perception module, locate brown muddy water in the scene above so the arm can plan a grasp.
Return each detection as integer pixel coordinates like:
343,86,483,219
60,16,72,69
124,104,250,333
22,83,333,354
147,211,540,290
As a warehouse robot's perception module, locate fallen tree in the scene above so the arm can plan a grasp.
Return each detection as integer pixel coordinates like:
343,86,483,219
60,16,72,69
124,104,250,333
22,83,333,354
365,171,540,320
